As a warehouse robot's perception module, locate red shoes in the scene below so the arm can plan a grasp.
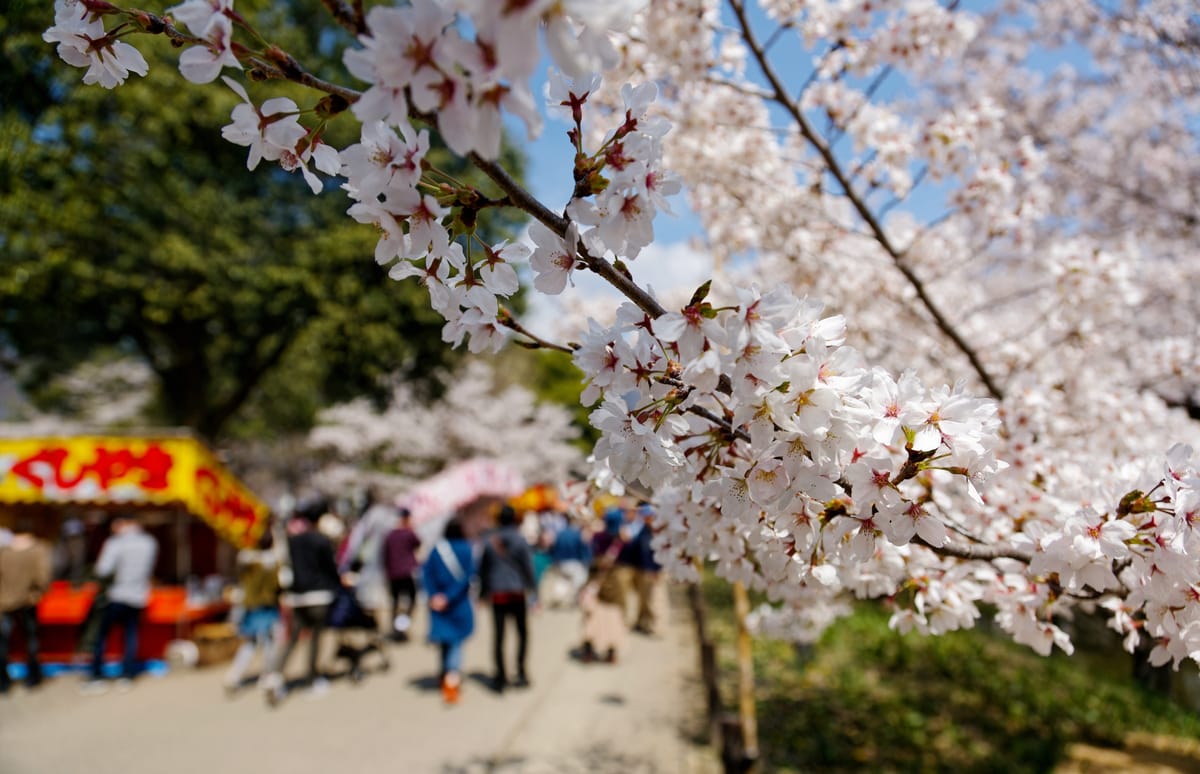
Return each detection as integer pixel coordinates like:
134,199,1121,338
441,674,461,704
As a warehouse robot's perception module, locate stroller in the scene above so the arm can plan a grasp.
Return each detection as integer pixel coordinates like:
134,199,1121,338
328,582,390,683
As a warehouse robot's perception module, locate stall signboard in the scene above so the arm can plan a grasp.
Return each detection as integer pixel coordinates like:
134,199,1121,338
0,435,269,548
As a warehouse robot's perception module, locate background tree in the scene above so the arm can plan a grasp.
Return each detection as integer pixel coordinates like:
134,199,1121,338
307,359,584,496
0,0,524,440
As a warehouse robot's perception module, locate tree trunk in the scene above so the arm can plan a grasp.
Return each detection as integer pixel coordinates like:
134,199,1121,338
1132,645,1174,696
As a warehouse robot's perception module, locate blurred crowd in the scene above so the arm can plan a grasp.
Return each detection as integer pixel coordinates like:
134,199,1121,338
1,491,664,706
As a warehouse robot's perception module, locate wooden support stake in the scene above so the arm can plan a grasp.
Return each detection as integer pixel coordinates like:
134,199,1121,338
732,581,760,772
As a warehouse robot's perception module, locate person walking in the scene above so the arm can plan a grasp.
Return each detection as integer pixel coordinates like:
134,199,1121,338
631,503,663,635
338,489,397,630
382,508,421,642
545,517,591,608
580,509,629,664
0,517,52,693
223,529,282,694
478,505,537,693
262,505,340,706
422,519,475,705
84,515,158,694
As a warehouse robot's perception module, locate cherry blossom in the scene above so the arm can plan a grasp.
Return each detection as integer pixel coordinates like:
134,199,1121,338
44,0,149,89
42,0,1200,668
168,0,240,83
218,76,306,171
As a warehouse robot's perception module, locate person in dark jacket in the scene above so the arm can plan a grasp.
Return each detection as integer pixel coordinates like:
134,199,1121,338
423,519,475,705
478,505,536,692
382,508,421,642
263,506,341,706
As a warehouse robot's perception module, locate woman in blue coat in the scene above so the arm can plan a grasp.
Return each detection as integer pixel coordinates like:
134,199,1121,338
422,519,475,704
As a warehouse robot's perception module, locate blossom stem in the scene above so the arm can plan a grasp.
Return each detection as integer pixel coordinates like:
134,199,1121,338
496,309,577,355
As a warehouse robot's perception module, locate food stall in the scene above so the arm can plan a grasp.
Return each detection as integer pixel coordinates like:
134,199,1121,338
0,432,270,663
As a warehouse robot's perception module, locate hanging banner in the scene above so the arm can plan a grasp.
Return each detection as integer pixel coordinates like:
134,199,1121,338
0,435,268,548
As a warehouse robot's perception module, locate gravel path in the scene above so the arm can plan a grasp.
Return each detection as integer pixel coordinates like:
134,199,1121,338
0,587,714,774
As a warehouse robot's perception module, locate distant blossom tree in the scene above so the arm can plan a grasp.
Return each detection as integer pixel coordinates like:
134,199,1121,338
41,0,1200,668
307,359,583,494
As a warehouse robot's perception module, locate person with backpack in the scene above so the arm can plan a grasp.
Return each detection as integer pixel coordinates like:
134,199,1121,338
423,519,475,705
579,508,629,664
478,505,537,693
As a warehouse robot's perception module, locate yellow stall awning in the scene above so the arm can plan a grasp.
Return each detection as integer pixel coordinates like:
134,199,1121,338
0,434,269,548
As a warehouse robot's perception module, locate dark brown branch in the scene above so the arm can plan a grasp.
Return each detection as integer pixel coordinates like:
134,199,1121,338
1162,392,1200,421
915,535,1032,563
133,12,364,103
728,0,1005,402
466,151,670,321
247,51,362,103
319,0,367,36
685,405,752,443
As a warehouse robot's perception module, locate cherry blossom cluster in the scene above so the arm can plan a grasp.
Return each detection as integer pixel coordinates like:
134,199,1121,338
574,284,1007,614
782,0,980,76
43,0,1200,667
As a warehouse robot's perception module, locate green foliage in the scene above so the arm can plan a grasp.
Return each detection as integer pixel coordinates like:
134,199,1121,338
0,0,525,440
700,575,1200,773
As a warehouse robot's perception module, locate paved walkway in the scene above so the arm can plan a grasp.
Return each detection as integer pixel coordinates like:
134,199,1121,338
0,588,714,774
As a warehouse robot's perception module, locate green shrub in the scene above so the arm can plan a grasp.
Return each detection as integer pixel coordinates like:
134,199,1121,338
700,576,1200,773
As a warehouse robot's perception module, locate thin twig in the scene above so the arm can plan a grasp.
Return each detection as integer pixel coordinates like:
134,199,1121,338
498,310,578,354
134,12,364,103
246,52,362,103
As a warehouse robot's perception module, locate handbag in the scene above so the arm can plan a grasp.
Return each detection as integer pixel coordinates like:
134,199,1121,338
328,585,373,629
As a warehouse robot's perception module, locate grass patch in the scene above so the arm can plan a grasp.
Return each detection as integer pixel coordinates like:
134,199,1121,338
700,574,1200,772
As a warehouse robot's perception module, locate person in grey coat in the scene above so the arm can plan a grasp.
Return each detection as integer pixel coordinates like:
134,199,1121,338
478,505,536,692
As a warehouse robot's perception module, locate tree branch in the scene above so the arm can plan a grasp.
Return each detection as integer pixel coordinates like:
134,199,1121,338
245,52,362,103
727,0,1005,402
319,0,367,36
202,324,302,439
915,535,1033,563
465,151,670,321
133,12,364,103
